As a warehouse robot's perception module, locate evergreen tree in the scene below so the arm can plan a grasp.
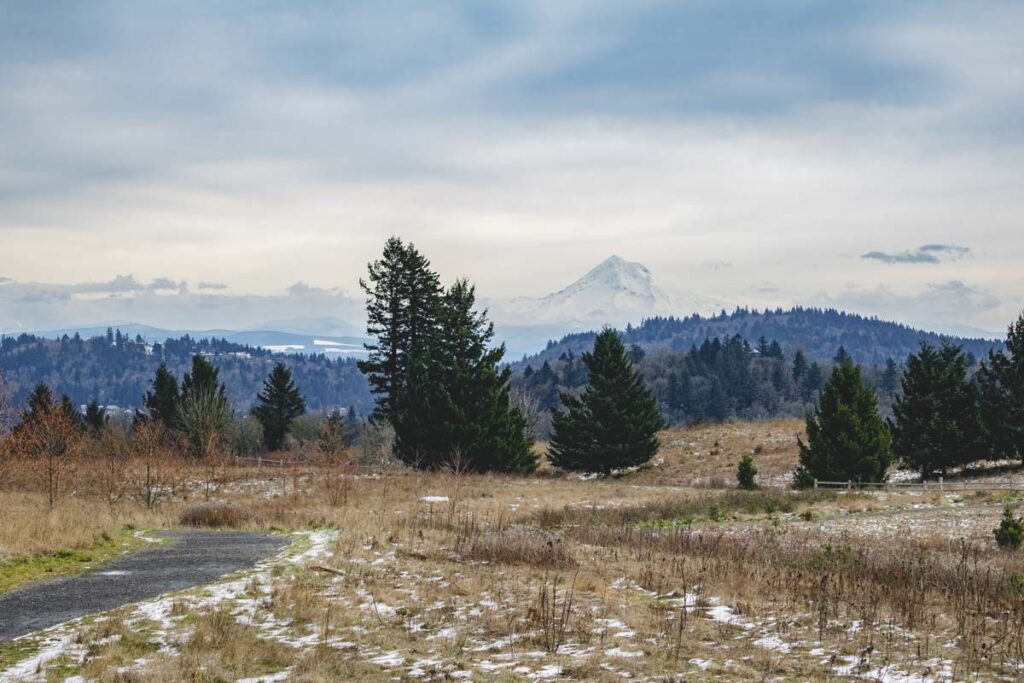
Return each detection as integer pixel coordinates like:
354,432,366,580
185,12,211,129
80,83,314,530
792,350,808,384
666,372,683,415
343,406,361,446
548,328,664,474
629,344,646,364
180,355,227,405
881,358,900,396
977,313,1024,461
178,355,231,458
757,336,771,358
358,237,442,420
60,394,83,430
143,363,181,429
252,363,307,451
394,280,535,473
802,362,825,402
994,506,1024,549
891,343,980,478
793,358,892,487
705,375,730,421
23,383,55,423
84,400,107,434
737,453,758,490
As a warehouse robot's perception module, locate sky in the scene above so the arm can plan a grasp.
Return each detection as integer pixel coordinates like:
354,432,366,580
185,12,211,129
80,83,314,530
1,1,1022,336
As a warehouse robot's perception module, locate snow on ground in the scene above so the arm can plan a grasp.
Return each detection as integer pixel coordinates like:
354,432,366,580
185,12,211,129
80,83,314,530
0,530,338,683
0,634,77,683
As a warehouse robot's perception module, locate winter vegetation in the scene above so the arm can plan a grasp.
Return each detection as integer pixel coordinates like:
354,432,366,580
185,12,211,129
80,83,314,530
2,239,1024,681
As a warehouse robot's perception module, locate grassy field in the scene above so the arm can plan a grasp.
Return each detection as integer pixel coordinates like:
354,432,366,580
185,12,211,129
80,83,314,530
2,419,1024,681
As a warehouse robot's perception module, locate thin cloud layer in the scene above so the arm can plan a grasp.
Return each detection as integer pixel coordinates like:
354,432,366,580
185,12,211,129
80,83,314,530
0,277,363,335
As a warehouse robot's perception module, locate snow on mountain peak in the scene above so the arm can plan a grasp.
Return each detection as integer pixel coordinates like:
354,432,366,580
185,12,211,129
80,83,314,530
572,255,654,293
491,255,726,329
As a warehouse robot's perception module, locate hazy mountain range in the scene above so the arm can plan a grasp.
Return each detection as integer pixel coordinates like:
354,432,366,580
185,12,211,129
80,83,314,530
3,255,1001,359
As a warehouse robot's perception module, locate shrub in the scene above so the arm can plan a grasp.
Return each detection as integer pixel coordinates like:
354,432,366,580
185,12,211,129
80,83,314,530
456,526,574,568
737,454,758,490
994,506,1024,549
179,501,249,528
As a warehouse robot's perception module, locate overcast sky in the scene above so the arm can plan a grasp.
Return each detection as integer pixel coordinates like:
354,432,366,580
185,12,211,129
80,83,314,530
1,1,1022,334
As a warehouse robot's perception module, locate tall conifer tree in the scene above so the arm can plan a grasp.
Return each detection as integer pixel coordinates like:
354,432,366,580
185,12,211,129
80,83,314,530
358,237,443,421
548,328,664,474
394,280,534,472
252,363,306,451
891,343,980,478
178,355,231,458
359,237,409,419
144,363,181,429
978,313,1024,461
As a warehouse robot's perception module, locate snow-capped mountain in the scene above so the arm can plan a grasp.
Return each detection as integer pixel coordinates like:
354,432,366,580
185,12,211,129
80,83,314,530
491,256,725,329
487,256,728,357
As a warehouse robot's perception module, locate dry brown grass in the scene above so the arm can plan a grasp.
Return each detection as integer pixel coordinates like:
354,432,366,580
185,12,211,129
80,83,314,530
5,421,1024,681
178,501,250,528
632,418,805,487
455,526,575,568
0,491,173,561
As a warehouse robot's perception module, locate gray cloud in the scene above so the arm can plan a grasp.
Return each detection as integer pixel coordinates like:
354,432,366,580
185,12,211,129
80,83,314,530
820,280,1000,331
148,277,185,291
862,244,971,264
1,3,1023,336
0,278,363,335
69,274,145,294
198,281,228,290
0,277,12,284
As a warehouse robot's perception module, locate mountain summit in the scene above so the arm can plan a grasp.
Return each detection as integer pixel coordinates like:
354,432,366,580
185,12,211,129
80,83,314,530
490,255,725,330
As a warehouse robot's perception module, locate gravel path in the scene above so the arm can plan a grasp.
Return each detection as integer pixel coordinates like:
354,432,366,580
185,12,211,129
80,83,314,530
0,530,289,643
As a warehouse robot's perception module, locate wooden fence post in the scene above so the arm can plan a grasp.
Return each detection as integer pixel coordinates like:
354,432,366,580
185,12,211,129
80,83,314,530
813,479,818,490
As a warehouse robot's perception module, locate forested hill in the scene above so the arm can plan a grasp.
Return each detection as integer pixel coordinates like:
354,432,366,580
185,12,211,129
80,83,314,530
517,308,1002,367
0,331,372,414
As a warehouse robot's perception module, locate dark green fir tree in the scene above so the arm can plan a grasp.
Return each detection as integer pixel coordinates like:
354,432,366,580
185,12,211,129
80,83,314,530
23,383,56,423
143,363,181,429
395,280,535,473
977,313,1024,461
252,363,307,451
737,453,758,490
358,237,442,420
548,328,664,474
793,358,892,487
60,394,84,430
891,343,980,478
84,400,107,434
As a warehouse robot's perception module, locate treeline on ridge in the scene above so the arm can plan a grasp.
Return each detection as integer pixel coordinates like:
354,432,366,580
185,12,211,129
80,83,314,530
0,330,372,414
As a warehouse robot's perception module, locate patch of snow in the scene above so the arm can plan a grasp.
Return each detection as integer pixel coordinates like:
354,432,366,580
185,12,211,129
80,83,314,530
369,651,404,667
235,669,294,683
753,634,791,652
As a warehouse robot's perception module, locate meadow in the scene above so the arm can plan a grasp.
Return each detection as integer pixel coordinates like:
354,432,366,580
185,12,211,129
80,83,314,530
2,418,1023,682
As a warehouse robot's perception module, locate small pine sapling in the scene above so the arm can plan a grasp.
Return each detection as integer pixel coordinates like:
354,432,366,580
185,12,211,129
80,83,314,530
737,454,758,490
994,506,1024,549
